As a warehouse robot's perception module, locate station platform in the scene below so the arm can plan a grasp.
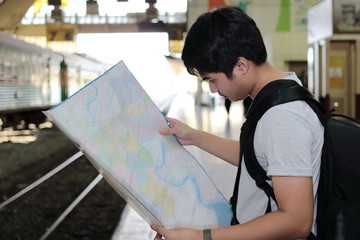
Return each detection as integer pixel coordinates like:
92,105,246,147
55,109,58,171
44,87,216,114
112,92,245,239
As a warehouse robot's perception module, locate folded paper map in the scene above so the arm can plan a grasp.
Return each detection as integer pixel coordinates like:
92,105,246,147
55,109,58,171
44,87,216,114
44,60,232,229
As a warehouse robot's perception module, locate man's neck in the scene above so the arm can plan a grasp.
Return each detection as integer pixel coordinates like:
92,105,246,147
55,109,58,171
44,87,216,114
249,61,288,98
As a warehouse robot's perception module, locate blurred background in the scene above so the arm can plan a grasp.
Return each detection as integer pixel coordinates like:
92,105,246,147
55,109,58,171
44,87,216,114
0,0,360,239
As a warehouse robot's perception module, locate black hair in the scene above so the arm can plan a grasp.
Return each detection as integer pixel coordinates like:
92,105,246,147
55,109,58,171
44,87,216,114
181,7,267,78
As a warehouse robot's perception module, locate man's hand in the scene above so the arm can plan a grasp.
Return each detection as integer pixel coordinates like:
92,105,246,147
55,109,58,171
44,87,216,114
151,224,202,240
159,118,199,146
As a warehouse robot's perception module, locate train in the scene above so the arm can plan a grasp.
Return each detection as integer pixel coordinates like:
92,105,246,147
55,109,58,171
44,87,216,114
0,32,109,130
0,32,178,130
0,32,179,130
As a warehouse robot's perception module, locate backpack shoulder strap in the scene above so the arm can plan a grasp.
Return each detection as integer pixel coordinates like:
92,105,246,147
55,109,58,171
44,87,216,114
230,80,322,224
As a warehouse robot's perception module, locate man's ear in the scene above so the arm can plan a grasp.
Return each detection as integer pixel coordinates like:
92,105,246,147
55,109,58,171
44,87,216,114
235,57,249,74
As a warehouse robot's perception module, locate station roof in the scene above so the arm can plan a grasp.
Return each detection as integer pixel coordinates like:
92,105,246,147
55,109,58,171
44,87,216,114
0,0,35,33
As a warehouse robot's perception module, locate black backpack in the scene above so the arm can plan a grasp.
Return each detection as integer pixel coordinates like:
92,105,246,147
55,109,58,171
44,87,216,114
230,80,360,240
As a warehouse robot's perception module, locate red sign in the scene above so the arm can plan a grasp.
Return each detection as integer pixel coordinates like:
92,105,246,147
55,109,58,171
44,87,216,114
208,0,227,10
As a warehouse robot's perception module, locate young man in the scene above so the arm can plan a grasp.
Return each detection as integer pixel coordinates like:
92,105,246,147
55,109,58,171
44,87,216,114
151,7,323,240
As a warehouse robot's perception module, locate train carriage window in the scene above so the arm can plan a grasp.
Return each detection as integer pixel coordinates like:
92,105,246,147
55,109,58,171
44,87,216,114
3,60,11,80
12,62,17,81
13,48,20,59
18,63,26,82
38,58,48,85
31,54,39,83
33,60,40,84
24,51,31,61
30,62,35,83
2,45,9,57
0,60,3,79
27,62,32,81
12,62,18,81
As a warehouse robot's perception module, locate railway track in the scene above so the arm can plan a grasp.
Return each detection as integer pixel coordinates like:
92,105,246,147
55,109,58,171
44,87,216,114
0,125,126,240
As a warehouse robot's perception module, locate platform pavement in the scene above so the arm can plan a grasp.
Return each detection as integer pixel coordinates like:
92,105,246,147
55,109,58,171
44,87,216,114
112,93,245,239
111,204,156,240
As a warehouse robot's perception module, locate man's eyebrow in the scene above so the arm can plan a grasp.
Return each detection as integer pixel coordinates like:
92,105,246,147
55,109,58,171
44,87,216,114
201,76,211,81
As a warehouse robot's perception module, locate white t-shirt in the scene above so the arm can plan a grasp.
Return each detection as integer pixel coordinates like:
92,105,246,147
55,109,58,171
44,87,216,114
235,74,323,235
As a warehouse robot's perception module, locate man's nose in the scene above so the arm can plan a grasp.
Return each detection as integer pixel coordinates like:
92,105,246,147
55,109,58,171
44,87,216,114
209,82,218,93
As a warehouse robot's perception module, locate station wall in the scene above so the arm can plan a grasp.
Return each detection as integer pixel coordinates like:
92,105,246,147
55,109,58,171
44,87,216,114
187,0,322,72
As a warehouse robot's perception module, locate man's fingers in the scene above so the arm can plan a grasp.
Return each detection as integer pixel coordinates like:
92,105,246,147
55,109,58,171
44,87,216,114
150,224,162,239
165,117,177,127
151,224,167,238
154,233,163,240
159,127,174,135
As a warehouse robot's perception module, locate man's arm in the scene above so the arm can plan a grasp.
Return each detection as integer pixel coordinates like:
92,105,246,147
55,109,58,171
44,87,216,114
160,117,240,166
152,176,314,240
211,176,314,240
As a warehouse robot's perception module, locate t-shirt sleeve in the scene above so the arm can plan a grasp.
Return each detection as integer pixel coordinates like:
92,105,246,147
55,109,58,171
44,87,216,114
255,104,314,177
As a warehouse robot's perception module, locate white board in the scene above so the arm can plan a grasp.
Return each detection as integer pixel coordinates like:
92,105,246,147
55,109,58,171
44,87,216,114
44,60,232,229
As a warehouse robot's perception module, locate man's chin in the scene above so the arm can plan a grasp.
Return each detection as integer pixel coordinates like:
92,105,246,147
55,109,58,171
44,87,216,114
219,94,228,99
